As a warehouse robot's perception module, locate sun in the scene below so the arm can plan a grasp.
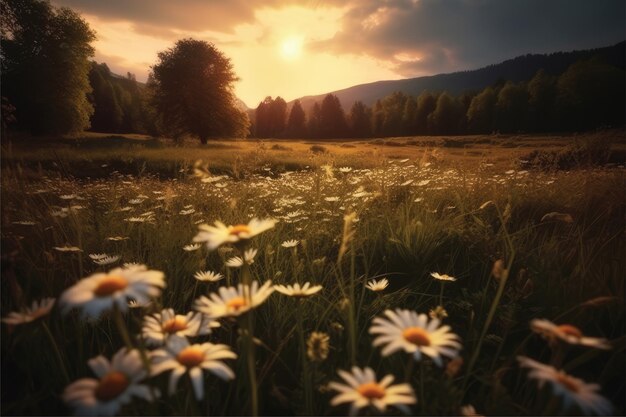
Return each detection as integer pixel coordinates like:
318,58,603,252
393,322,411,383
280,36,303,60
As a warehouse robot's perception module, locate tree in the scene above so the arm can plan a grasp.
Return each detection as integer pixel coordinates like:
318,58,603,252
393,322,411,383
428,92,464,135
1,0,96,135
348,101,372,138
495,81,528,133
527,69,556,132
307,102,321,138
380,91,408,137
269,96,287,137
415,91,437,135
318,94,348,138
401,96,417,135
467,87,497,133
286,99,306,138
149,38,248,143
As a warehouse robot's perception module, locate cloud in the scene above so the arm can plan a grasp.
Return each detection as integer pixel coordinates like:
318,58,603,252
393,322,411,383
312,0,626,76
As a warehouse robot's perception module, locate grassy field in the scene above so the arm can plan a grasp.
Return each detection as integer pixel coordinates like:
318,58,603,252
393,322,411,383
1,132,625,416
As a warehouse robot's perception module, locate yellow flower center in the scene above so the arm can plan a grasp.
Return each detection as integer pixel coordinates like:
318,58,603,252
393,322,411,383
95,371,129,401
226,297,248,311
162,317,188,333
357,382,386,399
177,346,205,368
556,373,580,392
229,224,251,237
94,275,128,297
402,327,431,346
557,324,582,338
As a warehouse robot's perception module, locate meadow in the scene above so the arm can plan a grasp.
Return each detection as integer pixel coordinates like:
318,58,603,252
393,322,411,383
1,132,624,416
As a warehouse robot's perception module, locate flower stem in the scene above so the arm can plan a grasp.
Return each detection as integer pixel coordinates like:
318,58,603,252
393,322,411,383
41,321,70,384
112,304,134,350
296,302,313,415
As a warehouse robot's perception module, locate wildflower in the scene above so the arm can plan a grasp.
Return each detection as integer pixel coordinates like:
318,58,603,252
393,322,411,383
142,309,218,346
194,281,274,319
59,264,165,318
53,245,82,253
150,336,236,400
517,356,612,415
281,239,299,248
530,319,611,350
225,248,257,268
193,218,276,250
366,278,389,292
92,255,121,266
307,331,330,362
194,270,224,282
62,348,157,416
428,305,448,320
274,282,322,298
107,236,129,242
430,272,456,282
370,309,461,366
2,298,55,326
324,197,340,202
328,366,416,416
338,167,352,173
12,220,36,226
182,243,202,252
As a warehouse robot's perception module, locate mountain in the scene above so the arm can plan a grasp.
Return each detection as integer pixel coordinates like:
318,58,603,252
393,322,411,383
290,41,625,114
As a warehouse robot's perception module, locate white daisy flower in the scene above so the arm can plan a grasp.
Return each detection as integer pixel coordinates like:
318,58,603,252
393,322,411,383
517,356,613,415
366,278,389,292
193,218,276,251
150,336,236,400
107,236,129,242
273,282,322,298
225,248,257,268
53,245,82,253
62,348,158,416
369,309,461,366
93,255,121,266
2,298,55,326
530,319,611,350
338,167,353,173
194,270,224,282
142,308,218,346
328,366,416,416
194,281,274,319
430,272,456,282
281,239,299,248
182,243,202,252
59,264,166,318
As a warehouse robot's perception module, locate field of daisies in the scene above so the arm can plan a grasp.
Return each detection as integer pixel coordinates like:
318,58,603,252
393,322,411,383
1,152,624,416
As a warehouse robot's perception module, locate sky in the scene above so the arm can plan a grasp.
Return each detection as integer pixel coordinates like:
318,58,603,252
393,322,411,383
51,0,625,108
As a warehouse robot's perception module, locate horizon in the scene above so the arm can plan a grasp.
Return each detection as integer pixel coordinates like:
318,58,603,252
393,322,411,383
50,0,625,108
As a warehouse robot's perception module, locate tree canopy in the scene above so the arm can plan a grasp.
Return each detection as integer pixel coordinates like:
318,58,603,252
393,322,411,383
1,0,96,135
148,38,249,143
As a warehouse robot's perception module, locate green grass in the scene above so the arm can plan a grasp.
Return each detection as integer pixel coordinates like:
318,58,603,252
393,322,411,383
1,134,625,415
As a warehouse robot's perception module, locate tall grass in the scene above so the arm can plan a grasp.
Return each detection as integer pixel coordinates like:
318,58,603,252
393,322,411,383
1,144,624,415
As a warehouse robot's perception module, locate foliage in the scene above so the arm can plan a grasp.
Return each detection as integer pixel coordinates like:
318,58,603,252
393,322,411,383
1,0,96,135
148,38,249,144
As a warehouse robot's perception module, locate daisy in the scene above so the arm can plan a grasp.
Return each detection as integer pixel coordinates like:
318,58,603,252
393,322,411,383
517,356,613,415
142,309,218,346
150,336,236,400
369,309,461,366
194,281,274,319
225,248,257,268
328,366,416,416
366,278,389,292
530,319,611,350
93,255,121,266
194,270,224,282
430,272,456,282
193,218,276,251
338,167,353,173
53,245,82,253
59,264,166,318
62,348,157,416
2,298,55,326
182,243,202,252
307,331,330,362
273,282,322,298
281,239,299,248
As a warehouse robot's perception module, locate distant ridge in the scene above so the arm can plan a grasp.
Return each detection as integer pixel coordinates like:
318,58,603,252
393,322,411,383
289,41,625,114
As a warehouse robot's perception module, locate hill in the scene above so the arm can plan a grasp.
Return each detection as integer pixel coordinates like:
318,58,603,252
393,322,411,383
291,41,625,113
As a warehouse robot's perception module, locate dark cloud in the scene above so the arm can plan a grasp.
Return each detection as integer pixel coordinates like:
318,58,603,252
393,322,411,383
313,0,625,76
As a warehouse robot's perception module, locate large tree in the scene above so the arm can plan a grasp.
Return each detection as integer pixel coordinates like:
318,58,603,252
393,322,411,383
148,38,248,143
1,0,96,135
286,99,306,138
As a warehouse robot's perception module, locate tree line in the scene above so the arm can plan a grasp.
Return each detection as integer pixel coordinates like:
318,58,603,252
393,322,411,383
252,58,624,139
